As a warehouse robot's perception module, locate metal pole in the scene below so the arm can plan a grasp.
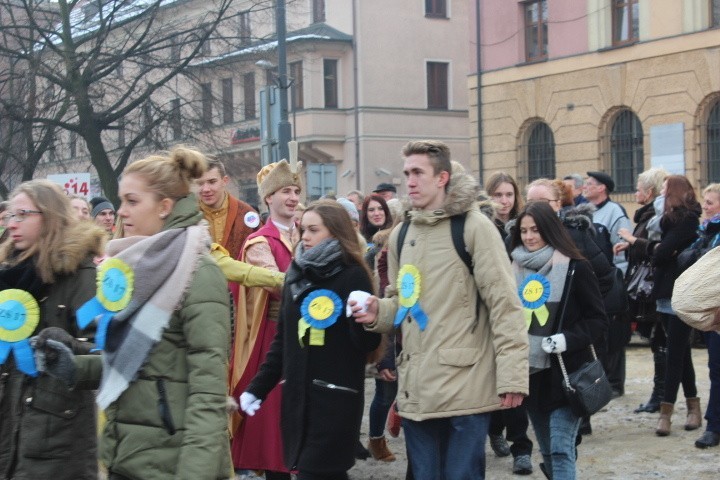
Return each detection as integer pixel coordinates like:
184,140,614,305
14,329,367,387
476,0,484,185
276,0,291,161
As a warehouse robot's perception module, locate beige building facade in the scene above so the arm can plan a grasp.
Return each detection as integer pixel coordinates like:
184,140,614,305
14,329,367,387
196,0,471,204
27,0,471,205
471,0,720,204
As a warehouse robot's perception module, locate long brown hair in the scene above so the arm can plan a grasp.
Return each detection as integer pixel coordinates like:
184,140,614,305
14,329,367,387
360,194,393,242
0,180,76,282
303,200,374,285
510,202,585,260
485,172,523,220
663,175,700,224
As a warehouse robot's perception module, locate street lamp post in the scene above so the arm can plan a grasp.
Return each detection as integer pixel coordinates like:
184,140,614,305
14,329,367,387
275,0,291,162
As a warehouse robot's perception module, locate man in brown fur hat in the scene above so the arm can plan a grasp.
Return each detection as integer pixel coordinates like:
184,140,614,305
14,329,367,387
230,158,302,478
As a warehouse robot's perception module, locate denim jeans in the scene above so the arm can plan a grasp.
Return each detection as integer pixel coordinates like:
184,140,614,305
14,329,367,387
527,405,581,480
402,413,490,480
705,332,720,433
369,378,398,437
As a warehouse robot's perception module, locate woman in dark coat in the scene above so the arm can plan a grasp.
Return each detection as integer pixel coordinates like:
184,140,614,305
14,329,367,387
615,168,668,413
0,180,104,480
242,200,381,479
510,202,608,480
650,175,702,436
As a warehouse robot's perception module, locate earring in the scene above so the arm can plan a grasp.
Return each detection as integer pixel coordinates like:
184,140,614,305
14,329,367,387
160,213,168,219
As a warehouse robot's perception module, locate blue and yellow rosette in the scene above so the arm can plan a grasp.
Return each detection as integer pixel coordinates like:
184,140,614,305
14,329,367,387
519,273,551,329
394,264,429,331
0,289,40,377
76,258,134,350
298,289,342,347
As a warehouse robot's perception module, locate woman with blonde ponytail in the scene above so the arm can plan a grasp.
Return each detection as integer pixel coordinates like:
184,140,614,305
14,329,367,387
33,146,252,479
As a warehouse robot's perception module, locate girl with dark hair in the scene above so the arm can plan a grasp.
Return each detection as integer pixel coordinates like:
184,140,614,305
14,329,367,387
510,202,607,480
652,175,702,436
240,200,381,480
360,194,393,243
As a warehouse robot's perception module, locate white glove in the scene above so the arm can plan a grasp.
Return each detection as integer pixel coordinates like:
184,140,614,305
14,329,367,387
541,334,567,354
239,392,262,416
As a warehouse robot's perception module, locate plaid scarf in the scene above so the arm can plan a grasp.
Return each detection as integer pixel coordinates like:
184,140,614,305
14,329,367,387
96,225,208,409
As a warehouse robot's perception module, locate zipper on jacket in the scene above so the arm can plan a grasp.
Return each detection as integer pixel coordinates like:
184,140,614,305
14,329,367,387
156,379,176,435
312,379,358,394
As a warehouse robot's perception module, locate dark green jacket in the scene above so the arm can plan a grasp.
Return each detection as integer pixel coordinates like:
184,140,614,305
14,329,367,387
0,222,105,480
77,194,233,480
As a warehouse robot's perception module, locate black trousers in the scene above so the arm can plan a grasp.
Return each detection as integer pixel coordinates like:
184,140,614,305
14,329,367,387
488,405,533,457
660,312,697,404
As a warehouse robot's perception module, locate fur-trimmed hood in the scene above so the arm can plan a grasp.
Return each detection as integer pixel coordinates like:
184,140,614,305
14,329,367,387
50,221,106,275
504,203,598,238
559,203,597,233
407,161,480,225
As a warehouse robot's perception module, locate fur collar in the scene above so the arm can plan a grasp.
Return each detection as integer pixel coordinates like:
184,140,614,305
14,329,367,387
408,161,480,225
50,222,106,275
559,203,597,233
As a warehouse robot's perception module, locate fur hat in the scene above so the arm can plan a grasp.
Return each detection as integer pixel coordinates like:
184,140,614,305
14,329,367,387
257,159,303,199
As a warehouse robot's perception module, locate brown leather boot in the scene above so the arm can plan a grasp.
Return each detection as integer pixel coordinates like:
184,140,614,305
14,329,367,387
685,397,702,431
656,402,674,436
368,436,396,462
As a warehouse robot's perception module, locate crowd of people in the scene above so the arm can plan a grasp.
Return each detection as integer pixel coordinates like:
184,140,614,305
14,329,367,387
0,139,718,480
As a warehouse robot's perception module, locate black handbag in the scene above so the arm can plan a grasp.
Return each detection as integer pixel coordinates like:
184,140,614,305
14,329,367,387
625,261,654,302
555,263,613,417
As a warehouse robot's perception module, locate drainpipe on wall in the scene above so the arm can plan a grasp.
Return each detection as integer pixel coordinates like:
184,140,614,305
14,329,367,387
352,0,361,190
476,0,484,185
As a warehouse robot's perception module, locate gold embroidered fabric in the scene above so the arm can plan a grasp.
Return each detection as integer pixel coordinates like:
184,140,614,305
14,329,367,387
199,193,229,244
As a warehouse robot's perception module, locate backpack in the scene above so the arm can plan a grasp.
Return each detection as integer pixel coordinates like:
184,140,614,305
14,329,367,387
397,212,472,274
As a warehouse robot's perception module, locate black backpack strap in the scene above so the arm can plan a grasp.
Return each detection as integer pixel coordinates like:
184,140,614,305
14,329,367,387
396,217,410,261
450,213,473,274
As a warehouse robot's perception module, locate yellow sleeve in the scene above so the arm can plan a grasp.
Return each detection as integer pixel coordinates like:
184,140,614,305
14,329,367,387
210,243,285,288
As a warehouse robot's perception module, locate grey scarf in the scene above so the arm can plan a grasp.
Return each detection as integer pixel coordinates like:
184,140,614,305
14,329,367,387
294,238,343,271
511,245,570,373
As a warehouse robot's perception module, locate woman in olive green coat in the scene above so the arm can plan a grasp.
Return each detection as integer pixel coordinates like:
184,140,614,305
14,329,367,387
0,180,105,480
36,147,282,480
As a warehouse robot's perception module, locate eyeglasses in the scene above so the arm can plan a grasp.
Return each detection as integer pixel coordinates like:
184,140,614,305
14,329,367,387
3,209,43,223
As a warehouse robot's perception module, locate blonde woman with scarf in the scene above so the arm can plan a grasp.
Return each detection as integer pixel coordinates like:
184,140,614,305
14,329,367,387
509,202,607,480
32,146,282,480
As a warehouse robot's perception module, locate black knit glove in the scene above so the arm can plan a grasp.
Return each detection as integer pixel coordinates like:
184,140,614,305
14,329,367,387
30,328,78,388
33,326,94,355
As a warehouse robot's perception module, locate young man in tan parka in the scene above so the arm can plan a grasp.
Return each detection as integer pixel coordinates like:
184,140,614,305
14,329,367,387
353,140,529,480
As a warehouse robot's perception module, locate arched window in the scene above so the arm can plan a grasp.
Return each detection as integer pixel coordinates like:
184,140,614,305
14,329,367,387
708,100,720,183
610,110,643,193
527,122,555,181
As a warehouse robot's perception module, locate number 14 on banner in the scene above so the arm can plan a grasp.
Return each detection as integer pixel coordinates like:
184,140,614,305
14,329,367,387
47,173,91,198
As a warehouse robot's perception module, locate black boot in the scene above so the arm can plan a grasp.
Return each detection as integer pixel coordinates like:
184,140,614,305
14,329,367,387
355,439,370,460
634,348,666,414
